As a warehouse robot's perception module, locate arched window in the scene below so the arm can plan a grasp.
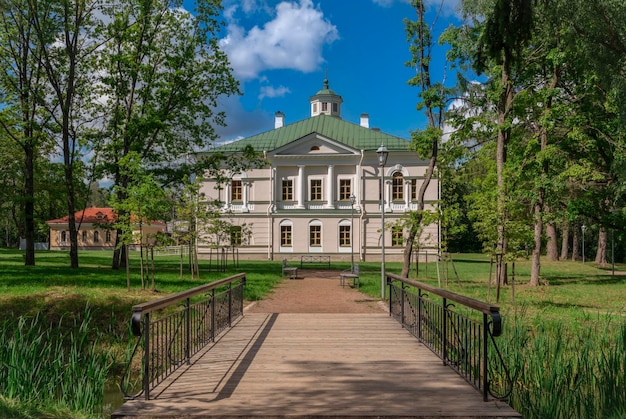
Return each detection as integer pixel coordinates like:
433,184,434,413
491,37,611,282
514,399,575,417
392,172,404,201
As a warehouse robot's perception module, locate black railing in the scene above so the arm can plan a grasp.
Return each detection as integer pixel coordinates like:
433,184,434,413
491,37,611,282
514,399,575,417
120,273,246,400
387,272,512,402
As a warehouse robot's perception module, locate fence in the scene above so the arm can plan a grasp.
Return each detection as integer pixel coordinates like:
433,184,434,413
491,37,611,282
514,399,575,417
120,273,246,400
386,272,512,402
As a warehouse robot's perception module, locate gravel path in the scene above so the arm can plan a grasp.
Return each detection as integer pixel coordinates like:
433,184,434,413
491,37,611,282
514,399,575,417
246,269,386,313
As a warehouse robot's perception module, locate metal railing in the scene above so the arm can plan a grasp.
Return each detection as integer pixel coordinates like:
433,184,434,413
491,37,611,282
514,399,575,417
120,273,246,400
387,272,512,402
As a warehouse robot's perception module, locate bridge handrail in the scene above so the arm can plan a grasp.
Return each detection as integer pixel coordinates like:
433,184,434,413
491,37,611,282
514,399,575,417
121,273,246,400
386,272,512,402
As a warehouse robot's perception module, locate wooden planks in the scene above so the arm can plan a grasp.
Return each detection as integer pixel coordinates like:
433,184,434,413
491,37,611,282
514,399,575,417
112,313,520,418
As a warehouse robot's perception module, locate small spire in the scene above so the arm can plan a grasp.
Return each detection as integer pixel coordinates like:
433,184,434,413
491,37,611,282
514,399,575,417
324,67,329,89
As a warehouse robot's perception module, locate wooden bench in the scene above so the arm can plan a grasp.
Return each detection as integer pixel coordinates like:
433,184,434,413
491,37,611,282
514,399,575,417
282,259,298,279
340,264,360,288
300,255,331,269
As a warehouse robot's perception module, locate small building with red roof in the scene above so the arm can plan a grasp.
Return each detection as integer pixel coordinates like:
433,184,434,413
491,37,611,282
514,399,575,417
46,207,167,251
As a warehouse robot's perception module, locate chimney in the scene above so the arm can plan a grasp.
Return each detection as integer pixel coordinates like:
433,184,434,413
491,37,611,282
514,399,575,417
275,111,285,129
360,113,369,128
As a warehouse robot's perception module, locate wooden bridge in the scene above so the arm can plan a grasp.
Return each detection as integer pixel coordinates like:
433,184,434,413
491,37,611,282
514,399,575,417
112,273,521,418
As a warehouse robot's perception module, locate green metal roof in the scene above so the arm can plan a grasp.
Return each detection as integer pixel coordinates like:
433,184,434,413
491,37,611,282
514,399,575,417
210,114,410,153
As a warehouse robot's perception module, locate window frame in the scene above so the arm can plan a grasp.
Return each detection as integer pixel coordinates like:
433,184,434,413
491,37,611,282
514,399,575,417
392,172,404,201
231,179,243,201
310,178,323,201
282,179,294,201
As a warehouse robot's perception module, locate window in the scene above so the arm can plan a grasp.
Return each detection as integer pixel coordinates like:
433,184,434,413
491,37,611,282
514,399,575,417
94,231,100,243
339,179,351,201
339,225,351,247
106,230,112,243
309,225,321,246
61,231,67,242
332,103,338,113
230,226,242,246
82,230,87,242
231,180,242,201
313,103,317,113
321,102,328,112
392,172,404,201
282,179,293,201
281,225,292,247
392,226,403,246
411,179,417,200
310,179,322,201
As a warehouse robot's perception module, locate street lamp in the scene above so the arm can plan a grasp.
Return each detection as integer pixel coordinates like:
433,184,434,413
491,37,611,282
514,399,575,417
350,194,356,273
582,224,587,264
376,144,389,299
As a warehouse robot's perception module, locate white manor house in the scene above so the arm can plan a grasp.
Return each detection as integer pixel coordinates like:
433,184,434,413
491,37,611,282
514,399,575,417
199,80,439,262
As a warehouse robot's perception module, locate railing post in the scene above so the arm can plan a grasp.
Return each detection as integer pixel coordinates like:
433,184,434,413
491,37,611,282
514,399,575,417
211,288,216,341
442,297,447,365
418,289,422,340
143,313,150,400
483,312,489,401
401,281,405,327
185,297,191,365
228,282,233,326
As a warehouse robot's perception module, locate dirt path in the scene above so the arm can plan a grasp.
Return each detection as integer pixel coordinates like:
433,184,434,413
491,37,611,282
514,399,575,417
246,269,386,313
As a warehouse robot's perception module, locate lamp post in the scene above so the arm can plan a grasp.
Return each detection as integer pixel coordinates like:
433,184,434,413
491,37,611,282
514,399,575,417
350,194,356,273
376,144,389,299
582,224,587,264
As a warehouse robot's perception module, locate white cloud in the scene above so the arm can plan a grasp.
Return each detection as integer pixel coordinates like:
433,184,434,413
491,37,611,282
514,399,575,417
259,85,291,100
219,0,339,80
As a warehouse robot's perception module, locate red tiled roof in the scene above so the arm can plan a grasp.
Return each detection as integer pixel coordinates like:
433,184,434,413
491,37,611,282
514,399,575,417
46,207,166,226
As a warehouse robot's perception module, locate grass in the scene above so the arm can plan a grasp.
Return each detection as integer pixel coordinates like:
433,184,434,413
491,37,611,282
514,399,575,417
0,249,625,418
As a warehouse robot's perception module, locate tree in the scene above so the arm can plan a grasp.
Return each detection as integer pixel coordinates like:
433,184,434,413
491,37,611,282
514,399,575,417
0,0,52,264
109,152,170,290
401,0,453,278
29,0,102,268
91,0,240,270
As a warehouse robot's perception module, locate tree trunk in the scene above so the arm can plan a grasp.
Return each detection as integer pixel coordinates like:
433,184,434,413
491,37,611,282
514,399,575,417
530,202,542,286
546,221,559,260
24,141,35,266
595,228,607,266
560,222,569,260
571,227,580,261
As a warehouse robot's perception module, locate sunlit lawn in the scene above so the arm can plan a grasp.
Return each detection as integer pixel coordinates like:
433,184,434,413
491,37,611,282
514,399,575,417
1,248,624,329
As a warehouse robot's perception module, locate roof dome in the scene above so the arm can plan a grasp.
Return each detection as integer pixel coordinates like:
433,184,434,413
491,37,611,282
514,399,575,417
310,78,343,118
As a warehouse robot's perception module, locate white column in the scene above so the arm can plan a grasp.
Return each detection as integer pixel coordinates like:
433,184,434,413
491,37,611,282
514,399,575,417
405,179,411,211
243,180,250,212
271,168,277,211
326,165,334,208
297,165,305,208
225,182,231,208
355,165,361,210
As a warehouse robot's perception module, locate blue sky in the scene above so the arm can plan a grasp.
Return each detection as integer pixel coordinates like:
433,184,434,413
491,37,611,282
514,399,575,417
185,0,462,142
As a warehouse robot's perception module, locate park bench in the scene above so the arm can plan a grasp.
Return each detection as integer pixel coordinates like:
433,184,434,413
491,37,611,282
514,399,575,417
300,255,331,269
340,264,360,288
282,259,298,279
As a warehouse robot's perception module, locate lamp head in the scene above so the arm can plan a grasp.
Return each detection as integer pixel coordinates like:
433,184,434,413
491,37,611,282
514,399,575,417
376,144,388,167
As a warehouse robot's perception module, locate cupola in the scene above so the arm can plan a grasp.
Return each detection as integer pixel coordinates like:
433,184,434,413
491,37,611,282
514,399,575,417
309,78,343,118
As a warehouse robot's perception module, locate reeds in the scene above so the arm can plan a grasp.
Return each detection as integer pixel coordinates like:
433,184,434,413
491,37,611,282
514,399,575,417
495,314,626,418
0,306,113,417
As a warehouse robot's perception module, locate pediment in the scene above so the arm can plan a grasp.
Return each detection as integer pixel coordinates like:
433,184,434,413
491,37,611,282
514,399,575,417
271,133,358,157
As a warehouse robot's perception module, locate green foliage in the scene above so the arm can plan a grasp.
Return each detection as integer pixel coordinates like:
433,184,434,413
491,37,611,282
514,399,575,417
0,307,112,418
498,316,626,419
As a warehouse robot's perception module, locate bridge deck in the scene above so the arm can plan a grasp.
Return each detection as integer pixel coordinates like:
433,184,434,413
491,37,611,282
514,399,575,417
112,312,520,418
